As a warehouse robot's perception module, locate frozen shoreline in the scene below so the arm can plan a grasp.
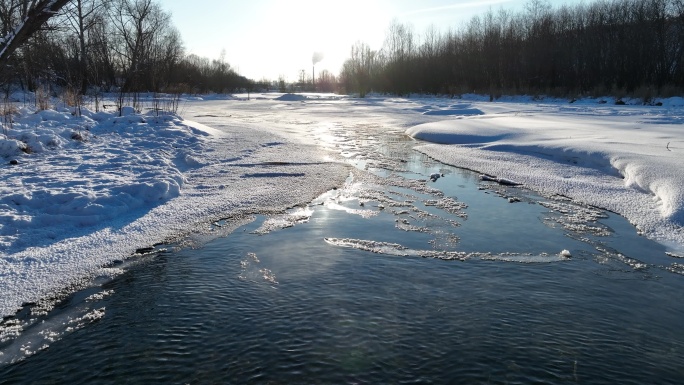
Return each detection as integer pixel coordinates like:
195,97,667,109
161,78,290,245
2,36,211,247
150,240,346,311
0,97,349,318
406,102,684,250
2,92,684,319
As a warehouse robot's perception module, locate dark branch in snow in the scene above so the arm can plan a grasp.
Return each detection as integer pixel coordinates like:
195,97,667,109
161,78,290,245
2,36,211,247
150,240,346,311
0,0,72,67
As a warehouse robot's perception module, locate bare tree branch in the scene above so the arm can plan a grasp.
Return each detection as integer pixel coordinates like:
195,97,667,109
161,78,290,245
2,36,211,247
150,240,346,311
0,0,72,67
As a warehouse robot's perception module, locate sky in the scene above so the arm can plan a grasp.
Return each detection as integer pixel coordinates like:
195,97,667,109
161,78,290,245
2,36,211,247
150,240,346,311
163,0,585,82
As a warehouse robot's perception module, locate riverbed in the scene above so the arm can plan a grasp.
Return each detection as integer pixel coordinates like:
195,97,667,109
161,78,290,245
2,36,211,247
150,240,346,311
1,96,683,383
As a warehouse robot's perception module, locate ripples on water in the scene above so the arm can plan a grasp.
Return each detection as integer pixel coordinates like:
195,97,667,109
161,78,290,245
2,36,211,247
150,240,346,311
2,115,684,384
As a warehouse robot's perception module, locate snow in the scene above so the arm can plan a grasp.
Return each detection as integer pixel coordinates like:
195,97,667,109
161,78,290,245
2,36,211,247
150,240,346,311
1,92,684,319
275,93,308,101
0,98,349,318
418,104,484,117
324,237,569,263
407,98,684,248
0,21,24,59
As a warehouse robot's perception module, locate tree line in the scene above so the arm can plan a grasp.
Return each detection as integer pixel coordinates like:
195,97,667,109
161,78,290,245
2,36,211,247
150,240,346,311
341,0,684,99
0,0,254,98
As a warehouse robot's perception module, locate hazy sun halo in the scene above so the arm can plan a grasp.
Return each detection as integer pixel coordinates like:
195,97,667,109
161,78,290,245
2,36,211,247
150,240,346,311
235,0,390,80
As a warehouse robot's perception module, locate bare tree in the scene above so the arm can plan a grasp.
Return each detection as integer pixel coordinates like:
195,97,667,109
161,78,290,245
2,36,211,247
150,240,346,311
61,0,109,93
341,41,375,97
316,69,337,93
0,0,255,97
109,0,172,92
382,20,415,95
340,0,684,97
0,0,72,67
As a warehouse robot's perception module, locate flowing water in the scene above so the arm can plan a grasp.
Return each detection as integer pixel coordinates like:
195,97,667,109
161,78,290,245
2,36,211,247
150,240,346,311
1,100,684,384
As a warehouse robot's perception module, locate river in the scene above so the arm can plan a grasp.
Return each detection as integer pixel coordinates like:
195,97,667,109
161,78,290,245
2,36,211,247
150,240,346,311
1,97,683,384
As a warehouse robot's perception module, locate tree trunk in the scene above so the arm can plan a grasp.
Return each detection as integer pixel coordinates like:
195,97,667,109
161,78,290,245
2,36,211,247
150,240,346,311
77,0,88,94
0,0,72,68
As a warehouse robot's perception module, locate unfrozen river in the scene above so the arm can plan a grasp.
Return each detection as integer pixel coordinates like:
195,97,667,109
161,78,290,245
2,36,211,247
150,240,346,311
1,97,683,383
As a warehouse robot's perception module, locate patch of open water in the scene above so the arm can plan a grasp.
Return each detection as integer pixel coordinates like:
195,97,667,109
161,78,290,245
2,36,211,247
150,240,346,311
1,115,683,384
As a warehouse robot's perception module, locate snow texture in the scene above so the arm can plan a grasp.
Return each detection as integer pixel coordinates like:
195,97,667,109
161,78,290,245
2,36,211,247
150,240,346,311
275,93,308,101
0,98,348,318
1,92,684,318
406,98,684,248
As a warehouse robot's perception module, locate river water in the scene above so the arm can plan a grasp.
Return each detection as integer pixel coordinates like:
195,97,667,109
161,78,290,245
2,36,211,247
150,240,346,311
1,98,683,384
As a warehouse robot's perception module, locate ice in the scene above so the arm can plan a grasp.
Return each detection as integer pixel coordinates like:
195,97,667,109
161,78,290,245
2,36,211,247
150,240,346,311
325,202,379,218
0,99,349,318
423,197,468,219
252,207,313,234
395,218,429,233
407,99,684,248
239,252,278,285
422,107,484,116
275,93,308,102
2,93,684,320
0,303,106,365
324,237,569,263
669,263,684,275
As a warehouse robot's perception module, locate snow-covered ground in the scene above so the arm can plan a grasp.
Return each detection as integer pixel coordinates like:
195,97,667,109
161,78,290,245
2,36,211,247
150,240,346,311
1,92,683,319
406,97,684,249
0,94,349,319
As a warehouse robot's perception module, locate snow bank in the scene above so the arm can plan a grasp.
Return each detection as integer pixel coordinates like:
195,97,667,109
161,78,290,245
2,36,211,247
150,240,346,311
422,107,484,116
1,109,199,245
406,119,517,144
3,93,683,319
413,103,485,117
407,105,684,247
0,103,348,318
275,93,308,101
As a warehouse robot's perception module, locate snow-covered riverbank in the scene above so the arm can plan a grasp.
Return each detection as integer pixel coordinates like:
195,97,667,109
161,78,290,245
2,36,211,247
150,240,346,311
406,98,684,249
1,92,683,319
0,95,349,318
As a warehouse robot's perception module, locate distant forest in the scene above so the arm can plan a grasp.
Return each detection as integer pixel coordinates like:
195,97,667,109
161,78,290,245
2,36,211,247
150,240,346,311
1,0,683,100
0,0,258,98
340,0,684,99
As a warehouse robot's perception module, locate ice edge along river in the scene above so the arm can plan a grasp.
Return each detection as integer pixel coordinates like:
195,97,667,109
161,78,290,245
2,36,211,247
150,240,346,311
1,92,683,320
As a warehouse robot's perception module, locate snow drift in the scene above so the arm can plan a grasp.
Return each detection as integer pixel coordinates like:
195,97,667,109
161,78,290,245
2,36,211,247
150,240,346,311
0,101,348,318
407,105,684,247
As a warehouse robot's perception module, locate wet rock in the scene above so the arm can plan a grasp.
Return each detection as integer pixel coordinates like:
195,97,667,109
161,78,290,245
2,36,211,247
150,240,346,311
480,174,521,186
134,247,155,255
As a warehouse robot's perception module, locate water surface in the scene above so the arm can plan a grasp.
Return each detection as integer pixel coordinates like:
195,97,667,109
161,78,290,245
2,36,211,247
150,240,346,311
1,101,683,384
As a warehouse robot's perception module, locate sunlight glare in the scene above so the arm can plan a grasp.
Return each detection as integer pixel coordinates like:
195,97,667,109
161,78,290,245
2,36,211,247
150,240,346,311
242,0,390,80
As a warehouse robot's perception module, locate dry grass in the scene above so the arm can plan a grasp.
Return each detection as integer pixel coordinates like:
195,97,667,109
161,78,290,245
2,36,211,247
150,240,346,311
1,97,17,138
36,85,51,111
61,87,84,116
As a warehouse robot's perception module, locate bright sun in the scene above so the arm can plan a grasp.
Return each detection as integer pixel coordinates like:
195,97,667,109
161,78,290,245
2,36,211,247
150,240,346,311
238,0,391,80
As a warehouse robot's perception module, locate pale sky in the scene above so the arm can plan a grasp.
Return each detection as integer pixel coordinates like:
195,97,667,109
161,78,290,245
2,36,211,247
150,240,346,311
163,0,585,82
